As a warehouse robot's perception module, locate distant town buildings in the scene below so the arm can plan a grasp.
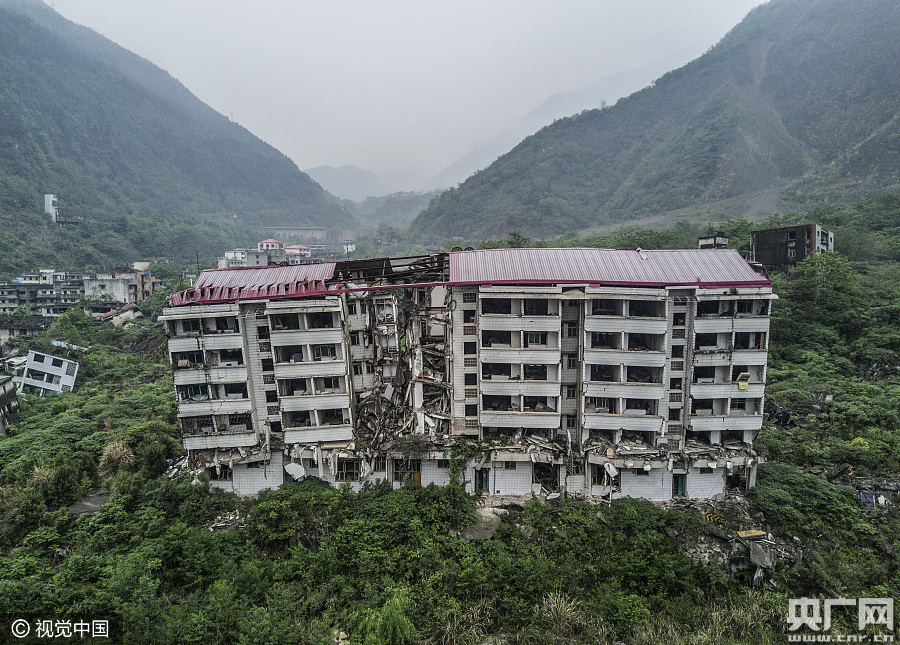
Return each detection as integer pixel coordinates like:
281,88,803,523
15,349,79,396
0,268,161,317
751,225,834,267
218,239,327,268
0,376,20,435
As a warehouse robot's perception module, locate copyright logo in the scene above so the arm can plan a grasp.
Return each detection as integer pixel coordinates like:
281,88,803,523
11,619,30,637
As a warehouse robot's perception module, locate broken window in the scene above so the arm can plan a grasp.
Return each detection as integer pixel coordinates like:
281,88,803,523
320,409,347,425
482,298,512,314
464,309,476,323
464,342,477,355
482,363,511,379
590,364,616,382
316,376,340,392
591,332,618,349
591,299,618,315
524,396,555,412
731,398,748,411
335,459,360,481
312,344,337,361
693,366,716,383
524,331,548,347
483,394,513,411
51,357,63,368
524,364,548,380
213,316,239,333
437,459,450,469
220,348,243,365
261,358,274,372
182,318,201,334
373,457,387,471
366,363,375,374
257,326,270,339
624,398,655,415
523,299,550,316
462,292,477,303
465,404,478,417
347,302,357,315
307,312,333,329
532,463,559,491
671,344,685,358
172,351,203,368
695,333,719,350
208,465,232,481
628,333,662,351
586,397,615,414
393,459,421,484
672,312,686,326
591,464,619,488
627,366,660,383
271,313,301,330
265,390,278,403
276,346,305,363
223,383,248,399
668,408,682,421
670,377,682,389
465,373,477,385
692,399,715,415
177,383,209,402
565,415,577,429
350,332,360,345
32,353,44,363
504,461,517,470
628,300,661,317
352,363,363,376
482,330,512,347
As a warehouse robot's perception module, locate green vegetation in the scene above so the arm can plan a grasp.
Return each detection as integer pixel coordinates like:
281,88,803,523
411,0,900,240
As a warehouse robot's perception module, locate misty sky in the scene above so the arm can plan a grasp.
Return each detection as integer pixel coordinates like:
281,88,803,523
49,0,762,189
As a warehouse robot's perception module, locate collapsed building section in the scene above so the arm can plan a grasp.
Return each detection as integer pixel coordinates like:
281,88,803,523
161,248,773,500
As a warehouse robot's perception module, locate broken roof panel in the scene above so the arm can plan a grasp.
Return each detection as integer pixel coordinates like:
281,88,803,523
170,263,337,305
448,248,770,288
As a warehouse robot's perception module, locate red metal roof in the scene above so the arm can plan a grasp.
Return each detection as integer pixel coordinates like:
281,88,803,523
448,248,769,288
168,248,769,307
169,263,337,306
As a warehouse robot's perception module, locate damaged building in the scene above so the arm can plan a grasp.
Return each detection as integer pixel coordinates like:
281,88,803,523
161,248,773,501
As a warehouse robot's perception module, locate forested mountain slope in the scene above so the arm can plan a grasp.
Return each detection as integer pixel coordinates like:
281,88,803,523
412,0,900,239
0,0,347,228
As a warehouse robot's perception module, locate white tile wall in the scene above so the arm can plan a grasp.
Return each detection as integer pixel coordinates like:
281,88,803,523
686,468,725,498
617,469,672,501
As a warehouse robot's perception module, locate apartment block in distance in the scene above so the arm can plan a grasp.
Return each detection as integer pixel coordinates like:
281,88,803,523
751,224,834,267
161,248,774,500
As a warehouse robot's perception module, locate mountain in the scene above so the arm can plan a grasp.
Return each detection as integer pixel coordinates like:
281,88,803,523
0,0,348,228
412,0,900,240
304,165,396,202
427,50,699,191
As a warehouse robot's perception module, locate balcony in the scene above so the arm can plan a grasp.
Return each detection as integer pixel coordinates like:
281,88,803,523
694,318,769,334
479,410,560,429
173,365,246,386
284,426,354,444
689,414,763,433
584,317,667,334
183,429,258,451
178,397,252,416
280,392,352,412
582,413,665,433
270,328,344,346
480,379,561,397
274,361,347,379
689,382,765,398
583,349,666,367
584,382,664,399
